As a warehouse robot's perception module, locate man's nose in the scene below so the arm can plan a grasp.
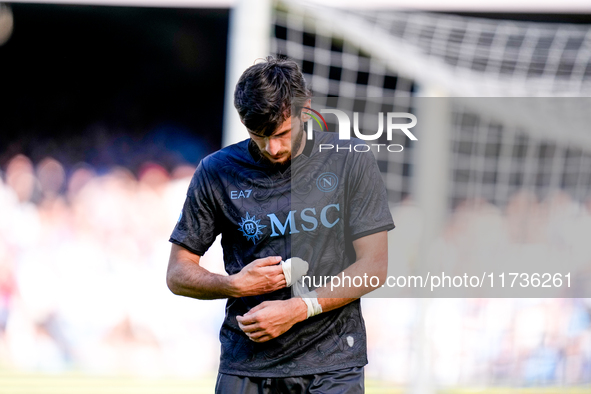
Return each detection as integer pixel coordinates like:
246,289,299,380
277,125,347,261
265,138,281,156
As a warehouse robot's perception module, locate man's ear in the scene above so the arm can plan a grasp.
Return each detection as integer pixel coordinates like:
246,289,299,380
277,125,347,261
301,99,313,121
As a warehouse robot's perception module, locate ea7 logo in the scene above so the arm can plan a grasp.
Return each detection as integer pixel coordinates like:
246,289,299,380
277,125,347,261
306,110,417,141
231,189,252,199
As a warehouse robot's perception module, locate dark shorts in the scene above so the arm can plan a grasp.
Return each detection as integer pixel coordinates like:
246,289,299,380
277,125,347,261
215,367,365,394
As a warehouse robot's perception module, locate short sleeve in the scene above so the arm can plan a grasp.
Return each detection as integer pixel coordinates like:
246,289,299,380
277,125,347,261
169,161,220,256
347,150,395,240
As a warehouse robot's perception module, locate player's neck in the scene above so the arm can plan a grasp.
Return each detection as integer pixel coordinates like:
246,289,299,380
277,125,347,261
293,130,306,159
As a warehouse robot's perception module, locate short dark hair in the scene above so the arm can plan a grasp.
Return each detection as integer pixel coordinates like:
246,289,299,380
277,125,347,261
234,56,311,136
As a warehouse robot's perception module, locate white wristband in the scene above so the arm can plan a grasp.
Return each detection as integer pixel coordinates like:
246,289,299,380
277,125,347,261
300,291,322,319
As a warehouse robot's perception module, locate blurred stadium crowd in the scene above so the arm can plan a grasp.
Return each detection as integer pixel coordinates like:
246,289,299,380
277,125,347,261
0,154,225,377
370,194,591,386
0,153,590,386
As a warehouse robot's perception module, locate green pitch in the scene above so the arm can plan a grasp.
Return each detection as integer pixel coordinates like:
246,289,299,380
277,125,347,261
0,370,588,393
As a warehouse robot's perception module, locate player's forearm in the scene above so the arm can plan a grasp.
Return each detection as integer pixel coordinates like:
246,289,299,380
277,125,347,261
289,233,389,319
288,256,385,325
167,244,287,299
313,253,387,313
167,258,239,300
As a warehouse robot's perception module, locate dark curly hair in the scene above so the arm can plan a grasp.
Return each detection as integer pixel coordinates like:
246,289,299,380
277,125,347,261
234,56,311,136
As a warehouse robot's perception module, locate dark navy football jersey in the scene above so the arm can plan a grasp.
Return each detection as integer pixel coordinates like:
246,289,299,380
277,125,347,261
170,130,395,377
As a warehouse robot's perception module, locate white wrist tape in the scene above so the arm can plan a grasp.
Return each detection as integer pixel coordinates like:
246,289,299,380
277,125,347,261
281,259,292,287
281,257,309,287
300,290,322,319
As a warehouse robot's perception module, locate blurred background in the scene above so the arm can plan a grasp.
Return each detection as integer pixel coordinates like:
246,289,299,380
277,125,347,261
1,0,591,393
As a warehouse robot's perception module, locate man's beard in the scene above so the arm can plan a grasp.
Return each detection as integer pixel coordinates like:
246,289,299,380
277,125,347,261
249,120,305,171
290,120,305,161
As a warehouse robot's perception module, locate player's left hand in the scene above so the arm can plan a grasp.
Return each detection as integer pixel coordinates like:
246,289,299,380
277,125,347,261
236,298,307,343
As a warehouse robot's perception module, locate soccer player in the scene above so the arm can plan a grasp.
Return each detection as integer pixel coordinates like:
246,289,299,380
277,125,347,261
166,56,394,393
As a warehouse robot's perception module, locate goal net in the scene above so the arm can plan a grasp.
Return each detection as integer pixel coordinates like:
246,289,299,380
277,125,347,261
271,1,591,208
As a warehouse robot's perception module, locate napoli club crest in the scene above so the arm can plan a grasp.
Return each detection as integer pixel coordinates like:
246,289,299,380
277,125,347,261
316,172,338,192
238,212,266,244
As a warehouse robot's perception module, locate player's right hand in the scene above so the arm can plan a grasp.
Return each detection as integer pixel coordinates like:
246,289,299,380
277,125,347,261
231,256,287,297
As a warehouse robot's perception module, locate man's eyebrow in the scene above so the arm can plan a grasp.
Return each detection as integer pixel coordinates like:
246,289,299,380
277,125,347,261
249,128,291,138
274,128,291,136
